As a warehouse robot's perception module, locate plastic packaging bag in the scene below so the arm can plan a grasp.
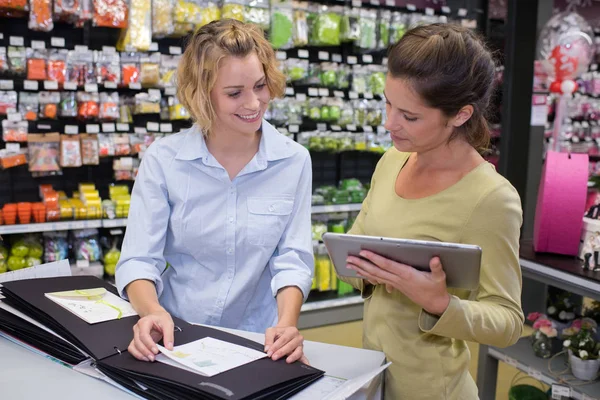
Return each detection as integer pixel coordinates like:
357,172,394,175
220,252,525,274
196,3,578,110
99,92,119,120
54,0,80,22
8,47,27,76
60,134,83,167
39,91,60,119
159,54,178,88
244,0,269,30
140,52,160,87
2,120,28,142
172,0,200,36
378,10,391,50
19,92,39,121
340,7,360,43
0,91,18,115
29,0,53,31
221,0,245,21
270,1,294,50
47,50,68,85
93,0,128,27
117,0,151,51
80,134,100,165
66,49,95,86
311,6,341,46
95,49,121,86
357,9,377,50
152,0,174,37
26,48,48,80
72,229,103,262
59,92,78,118
389,12,406,45
27,133,61,174
121,52,140,85
292,1,308,47
199,0,219,28
77,91,100,120
43,231,69,263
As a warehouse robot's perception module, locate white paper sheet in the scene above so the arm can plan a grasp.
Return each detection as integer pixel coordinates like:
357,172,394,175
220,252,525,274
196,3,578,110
45,289,137,324
156,337,267,377
0,259,71,284
289,376,347,400
322,362,392,400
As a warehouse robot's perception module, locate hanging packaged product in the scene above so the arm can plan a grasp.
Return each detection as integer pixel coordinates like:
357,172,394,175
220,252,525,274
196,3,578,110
129,133,144,154
199,0,220,28
19,92,40,121
366,99,383,126
368,66,385,96
66,49,95,86
159,54,179,88
117,0,151,51
54,0,80,22
118,95,133,123
140,52,160,87
340,7,360,43
99,92,120,120
378,10,391,50
310,5,342,46
113,134,131,155
0,0,28,11
120,52,140,85
72,229,103,262
93,0,128,28
8,47,27,76
291,1,308,47
47,50,68,86
26,48,48,81
98,133,115,156
357,9,377,51
270,0,294,50
286,58,308,82
320,62,338,87
336,63,350,89
59,92,78,118
27,133,61,175
80,134,100,165
134,91,160,114
77,91,100,120
244,0,269,31
151,0,174,37
60,134,83,167
43,232,69,263
172,0,197,35
168,95,190,120
221,0,245,21
2,120,28,142
351,65,367,94
95,49,121,86
338,102,353,127
29,0,54,31
77,0,93,25
39,91,60,119
0,91,18,115
0,48,8,73
389,12,406,45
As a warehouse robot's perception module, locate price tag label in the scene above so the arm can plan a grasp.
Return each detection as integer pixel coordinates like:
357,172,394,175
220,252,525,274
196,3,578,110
24,80,39,91
331,125,342,131
318,51,329,61
425,7,434,16
316,123,327,132
149,42,159,51
385,0,395,6
362,54,373,64
406,3,416,11
104,81,118,89
86,124,100,134
64,82,77,91
318,88,329,97
75,45,89,52
332,54,342,63
7,113,22,122
382,57,389,66
165,87,177,96
117,123,129,132
377,126,386,134
160,123,173,133
347,56,358,65
31,40,45,49
84,83,98,92
10,36,24,46
0,80,14,90
352,0,361,7
134,127,147,134
363,125,374,132
128,83,142,90
169,46,182,55
458,8,468,17
65,125,79,134
147,122,160,132
527,367,543,380
285,87,295,96
298,49,309,59
37,124,51,130
51,37,65,47
44,80,58,90
296,93,307,101
276,51,287,61
364,92,374,99
6,143,20,152
551,384,571,399
334,90,345,98
503,355,518,367
102,46,116,53
76,259,90,268
148,89,161,98
347,124,357,131
349,91,359,99
308,88,319,97
370,0,379,5
288,125,299,133
102,123,116,132
110,229,124,235
442,6,451,14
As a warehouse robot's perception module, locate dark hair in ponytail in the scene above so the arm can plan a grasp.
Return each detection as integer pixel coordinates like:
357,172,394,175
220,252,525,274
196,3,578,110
387,23,496,153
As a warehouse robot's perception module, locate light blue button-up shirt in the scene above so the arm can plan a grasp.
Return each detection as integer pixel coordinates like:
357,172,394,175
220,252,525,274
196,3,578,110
115,121,314,333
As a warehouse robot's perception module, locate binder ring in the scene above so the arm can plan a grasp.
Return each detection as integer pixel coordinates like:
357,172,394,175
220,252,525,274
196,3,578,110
114,346,122,355
174,326,182,332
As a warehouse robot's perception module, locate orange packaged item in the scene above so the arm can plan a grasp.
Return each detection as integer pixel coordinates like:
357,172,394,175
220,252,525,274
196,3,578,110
29,0,54,31
93,0,128,28
77,92,99,120
54,0,80,22
2,204,16,225
0,0,28,10
0,151,27,169
121,52,141,85
2,120,28,142
27,58,47,80
18,92,39,121
39,92,60,119
17,202,32,224
99,92,119,120
47,50,68,85
32,202,46,223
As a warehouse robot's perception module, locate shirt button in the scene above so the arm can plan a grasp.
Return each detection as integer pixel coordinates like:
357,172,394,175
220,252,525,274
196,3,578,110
227,248,233,255
228,217,234,223
268,205,275,212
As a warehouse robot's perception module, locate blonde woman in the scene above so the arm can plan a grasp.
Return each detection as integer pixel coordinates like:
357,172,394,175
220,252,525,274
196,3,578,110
116,20,313,365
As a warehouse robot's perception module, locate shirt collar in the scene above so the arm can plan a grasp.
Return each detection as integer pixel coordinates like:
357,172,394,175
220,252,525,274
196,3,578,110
174,121,295,163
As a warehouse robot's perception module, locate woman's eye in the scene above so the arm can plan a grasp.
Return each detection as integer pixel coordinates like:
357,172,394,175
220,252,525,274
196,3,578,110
255,83,266,90
404,115,417,122
227,92,241,98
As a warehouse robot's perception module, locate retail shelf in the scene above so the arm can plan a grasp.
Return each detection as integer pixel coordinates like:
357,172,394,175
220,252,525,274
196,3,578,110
298,294,364,330
0,220,102,235
486,338,600,400
311,204,362,214
102,218,128,228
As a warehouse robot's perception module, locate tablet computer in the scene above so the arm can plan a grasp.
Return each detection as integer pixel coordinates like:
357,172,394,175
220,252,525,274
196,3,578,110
322,233,482,290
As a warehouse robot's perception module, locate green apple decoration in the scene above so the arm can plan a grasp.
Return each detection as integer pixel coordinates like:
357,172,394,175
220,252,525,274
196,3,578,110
28,242,44,259
7,256,27,271
11,241,29,257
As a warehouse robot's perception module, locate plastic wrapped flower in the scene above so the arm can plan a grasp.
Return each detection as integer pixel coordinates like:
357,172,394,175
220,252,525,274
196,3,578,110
539,326,558,338
527,312,543,322
533,318,553,330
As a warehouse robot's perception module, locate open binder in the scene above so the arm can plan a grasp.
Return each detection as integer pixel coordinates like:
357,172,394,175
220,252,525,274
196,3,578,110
0,276,324,400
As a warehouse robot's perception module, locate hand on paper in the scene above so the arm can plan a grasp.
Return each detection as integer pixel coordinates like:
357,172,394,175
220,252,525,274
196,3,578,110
347,251,451,316
128,307,175,362
264,325,309,365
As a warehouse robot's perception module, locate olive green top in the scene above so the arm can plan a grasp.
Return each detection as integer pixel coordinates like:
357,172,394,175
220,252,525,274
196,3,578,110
341,148,524,399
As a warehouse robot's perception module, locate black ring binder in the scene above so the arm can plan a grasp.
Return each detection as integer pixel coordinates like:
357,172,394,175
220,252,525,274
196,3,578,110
114,346,122,355
174,326,182,332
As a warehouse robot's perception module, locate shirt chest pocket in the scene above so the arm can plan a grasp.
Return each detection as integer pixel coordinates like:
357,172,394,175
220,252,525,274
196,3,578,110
246,197,294,247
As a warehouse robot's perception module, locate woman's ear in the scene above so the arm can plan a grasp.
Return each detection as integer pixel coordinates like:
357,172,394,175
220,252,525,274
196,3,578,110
452,105,474,128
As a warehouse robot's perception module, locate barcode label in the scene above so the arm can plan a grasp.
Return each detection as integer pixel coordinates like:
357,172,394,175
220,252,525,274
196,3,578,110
7,113,22,122
0,80,13,90
551,384,570,399
51,37,65,47
102,123,116,132
169,46,182,55
458,8,468,17
385,0,395,6
298,50,309,59
104,81,118,89
37,124,51,130
65,125,79,134
44,80,58,90
86,124,100,134
347,56,358,65
147,122,160,132
75,45,88,52
296,93,307,101
64,82,77,90
377,126,386,134
318,51,329,61
165,87,176,96
318,88,329,97
117,123,129,132
148,89,161,98
10,36,24,46
331,125,342,131
6,143,20,152
285,87,295,96
364,92,374,99
346,124,357,131
425,7,434,16
363,126,373,132
308,88,319,97
84,83,98,92
24,80,39,91
31,40,45,49
128,83,141,90
334,90,344,98
332,54,342,63
149,42,158,51
76,260,90,268
134,127,147,134
406,3,416,11
317,123,327,131
276,51,287,60
442,6,451,13
370,0,379,5
362,55,373,64
349,91,359,99
288,125,299,133
160,123,173,133
352,0,361,7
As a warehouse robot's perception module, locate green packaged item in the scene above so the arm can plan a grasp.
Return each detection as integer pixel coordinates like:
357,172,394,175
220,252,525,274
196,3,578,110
329,105,341,122
0,259,6,274
244,0,270,30
321,105,330,121
309,105,321,120
339,104,354,126
292,2,309,47
357,9,377,50
328,220,346,233
315,185,337,203
340,7,360,42
287,58,308,81
312,221,328,241
320,67,337,87
390,12,406,45
378,10,392,50
7,256,27,271
322,136,338,152
331,190,351,205
311,7,342,46
338,279,355,295
369,71,386,95
352,67,368,94
350,189,367,203
270,2,294,49
308,135,325,151
339,134,354,151
340,178,363,191
336,64,351,89
0,244,8,261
